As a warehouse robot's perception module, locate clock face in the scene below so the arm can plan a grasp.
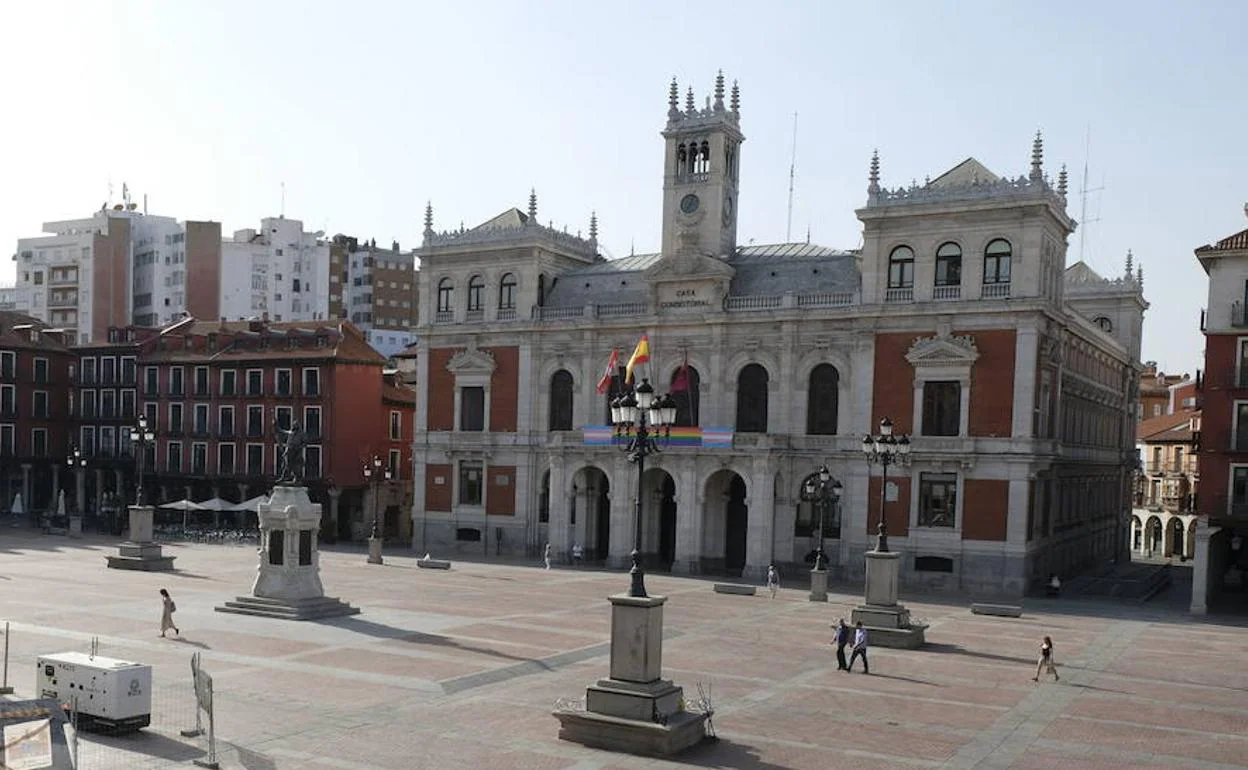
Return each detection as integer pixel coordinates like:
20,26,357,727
722,195,734,225
680,194,700,214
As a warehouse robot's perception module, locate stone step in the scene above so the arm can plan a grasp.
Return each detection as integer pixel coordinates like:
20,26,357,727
214,595,360,621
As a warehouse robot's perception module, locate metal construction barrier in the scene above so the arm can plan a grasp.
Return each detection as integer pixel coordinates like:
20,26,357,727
179,652,219,770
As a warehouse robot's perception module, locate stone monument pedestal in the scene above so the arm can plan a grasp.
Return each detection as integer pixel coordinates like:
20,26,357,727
216,485,358,621
106,506,175,571
367,536,383,565
809,566,828,602
555,594,708,756
850,550,926,649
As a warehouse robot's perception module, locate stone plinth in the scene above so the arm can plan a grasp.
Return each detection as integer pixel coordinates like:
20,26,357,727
215,485,357,620
850,548,926,649
554,593,708,756
367,536,383,565
106,507,175,571
809,568,828,602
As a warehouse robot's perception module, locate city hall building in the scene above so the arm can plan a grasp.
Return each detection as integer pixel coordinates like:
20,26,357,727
407,73,1146,596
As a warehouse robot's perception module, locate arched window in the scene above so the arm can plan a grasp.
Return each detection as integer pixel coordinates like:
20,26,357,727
735,364,769,433
498,273,517,310
984,239,1012,284
935,242,962,286
1094,316,1113,332
677,143,688,174
538,470,550,523
467,275,484,312
549,369,574,431
806,364,840,435
888,246,914,288
671,365,701,427
436,278,453,313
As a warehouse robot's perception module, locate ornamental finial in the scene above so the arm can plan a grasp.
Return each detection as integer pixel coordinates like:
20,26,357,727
730,80,740,114
1057,164,1068,197
868,149,880,194
1125,249,1134,279
1137,264,1143,288
423,201,433,235
528,188,538,223
668,77,680,119
589,211,598,244
685,86,695,114
713,70,725,111
1030,130,1044,181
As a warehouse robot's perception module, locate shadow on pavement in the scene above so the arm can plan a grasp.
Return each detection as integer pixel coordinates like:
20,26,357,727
81,730,204,762
681,736,793,770
315,615,539,664
922,642,1035,666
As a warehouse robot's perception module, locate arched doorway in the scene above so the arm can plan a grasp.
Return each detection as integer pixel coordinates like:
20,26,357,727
1131,516,1143,552
572,466,610,562
1187,519,1197,559
1146,516,1163,556
703,470,748,577
1168,518,1185,559
641,468,677,570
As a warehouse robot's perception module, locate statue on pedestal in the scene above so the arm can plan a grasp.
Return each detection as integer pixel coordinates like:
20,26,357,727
875,520,889,553
275,420,306,485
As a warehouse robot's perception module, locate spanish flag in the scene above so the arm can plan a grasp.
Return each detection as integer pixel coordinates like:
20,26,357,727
625,334,650,383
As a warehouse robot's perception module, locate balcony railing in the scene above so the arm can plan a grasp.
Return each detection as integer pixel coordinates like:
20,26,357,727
434,310,454,324
884,287,914,303
465,309,484,323
724,295,782,312
933,285,961,301
982,282,1011,299
496,308,517,321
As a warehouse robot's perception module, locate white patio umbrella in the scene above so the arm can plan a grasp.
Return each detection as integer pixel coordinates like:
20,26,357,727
159,498,205,529
195,497,234,512
230,495,269,513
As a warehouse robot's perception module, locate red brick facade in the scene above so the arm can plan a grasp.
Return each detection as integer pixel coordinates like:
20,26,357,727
965,329,1015,438
962,479,1009,541
867,474,911,538
485,464,516,516
487,346,519,432
871,332,917,433
425,463,452,512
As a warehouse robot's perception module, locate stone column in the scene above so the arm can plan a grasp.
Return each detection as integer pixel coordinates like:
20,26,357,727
1189,518,1217,615
114,468,125,502
328,487,342,542
671,462,702,574
608,455,634,569
744,459,776,581
20,464,31,520
547,458,570,560
93,468,104,513
75,468,86,515
51,464,60,509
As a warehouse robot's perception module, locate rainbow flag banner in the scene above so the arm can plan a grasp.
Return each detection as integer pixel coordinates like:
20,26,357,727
581,426,734,448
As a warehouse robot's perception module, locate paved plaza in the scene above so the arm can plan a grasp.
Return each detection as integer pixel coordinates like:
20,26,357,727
0,531,1246,769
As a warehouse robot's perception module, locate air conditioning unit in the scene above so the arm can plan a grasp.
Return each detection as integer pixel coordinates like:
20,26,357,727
36,652,152,732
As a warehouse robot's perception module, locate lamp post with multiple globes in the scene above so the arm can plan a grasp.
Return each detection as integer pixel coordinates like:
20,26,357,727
364,455,389,565
803,464,843,601
862,417,911,552
129,415,156,507
608,378,678,598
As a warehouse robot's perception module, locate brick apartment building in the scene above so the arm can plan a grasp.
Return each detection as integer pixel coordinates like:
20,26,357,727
68,317,413,541
1137,362,1194,421
329,236,418,359
1192,217,1248,613
0,312,75,516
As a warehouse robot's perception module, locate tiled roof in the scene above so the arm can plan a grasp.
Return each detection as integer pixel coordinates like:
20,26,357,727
139,318,385,365
1197,227,1248,253
1137,410,1200,443
382,383,415,405
0,311,72,352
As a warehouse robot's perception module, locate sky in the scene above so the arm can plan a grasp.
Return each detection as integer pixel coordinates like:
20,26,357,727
1,0,1244,375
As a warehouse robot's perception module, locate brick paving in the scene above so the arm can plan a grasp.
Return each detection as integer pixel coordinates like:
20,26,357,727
1,531,1246,769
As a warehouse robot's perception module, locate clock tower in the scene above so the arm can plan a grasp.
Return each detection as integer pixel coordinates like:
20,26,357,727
659,72,744,259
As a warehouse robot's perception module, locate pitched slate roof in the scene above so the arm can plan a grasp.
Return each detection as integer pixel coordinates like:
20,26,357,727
929,158,1001,187
1137,410,1200,443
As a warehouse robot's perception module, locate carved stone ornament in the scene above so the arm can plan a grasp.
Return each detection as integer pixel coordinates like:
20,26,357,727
904,332,980,366
446,345,497,375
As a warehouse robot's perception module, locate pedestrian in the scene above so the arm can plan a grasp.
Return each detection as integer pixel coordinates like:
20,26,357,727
766,565,780,598
543,542,552,570
832,618,850,670
571,542,583,566
847,620,869,674
159,589,179,638
1032,635,1059,682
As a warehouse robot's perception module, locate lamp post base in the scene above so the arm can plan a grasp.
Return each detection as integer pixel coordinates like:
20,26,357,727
367,536,383,565
808,567,828,602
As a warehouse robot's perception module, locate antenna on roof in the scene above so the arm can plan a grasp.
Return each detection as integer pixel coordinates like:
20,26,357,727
1077,124,1105,266
786,112,798,243
281,181,286,219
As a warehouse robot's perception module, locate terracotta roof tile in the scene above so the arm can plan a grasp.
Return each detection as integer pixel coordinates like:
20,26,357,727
1137,410,1200,442
1197,227,1248,253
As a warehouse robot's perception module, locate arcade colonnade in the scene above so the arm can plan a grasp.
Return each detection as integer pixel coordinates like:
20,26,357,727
1130,510,1197,560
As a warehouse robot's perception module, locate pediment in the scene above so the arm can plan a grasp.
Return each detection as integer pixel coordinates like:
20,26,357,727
644,253,736,283
447,347,496,375
905,334,980,366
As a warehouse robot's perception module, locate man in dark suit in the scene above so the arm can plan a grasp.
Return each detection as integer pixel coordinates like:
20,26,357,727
832,618,851,671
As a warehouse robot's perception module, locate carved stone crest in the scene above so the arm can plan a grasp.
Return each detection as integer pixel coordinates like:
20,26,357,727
447,344,497,375
904,332,980,366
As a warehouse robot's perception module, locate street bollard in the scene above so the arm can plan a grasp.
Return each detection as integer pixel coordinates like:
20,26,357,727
0,621,12,695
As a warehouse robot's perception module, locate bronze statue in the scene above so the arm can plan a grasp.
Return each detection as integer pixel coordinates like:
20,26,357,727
875,519,889,553
275,419,307,484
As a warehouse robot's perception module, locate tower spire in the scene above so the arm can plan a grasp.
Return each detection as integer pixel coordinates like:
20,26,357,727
1057,164,1068,197
423,201,434,236
589,211,598,244
685,87,695,114
868,149,881,195
729,79,740,115
713,70,725,112
1030,130,1044,181
1137,264,1143,288
528,188,538,223
1124,248,1133,280
668,77,680,119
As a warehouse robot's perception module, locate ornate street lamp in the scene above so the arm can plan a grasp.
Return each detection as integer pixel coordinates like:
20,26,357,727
364,455,388,564
862,417,910,552
129,415,156,507
609,378,677,598
803,464,843,571
66,446,86,515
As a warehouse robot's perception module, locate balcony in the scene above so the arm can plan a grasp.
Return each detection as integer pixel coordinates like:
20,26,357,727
496,308,517,321
982,282,1011,299
48,293,78,309
434,310,454,324
884,287,913,303
932,285,961,301
465,309,484,323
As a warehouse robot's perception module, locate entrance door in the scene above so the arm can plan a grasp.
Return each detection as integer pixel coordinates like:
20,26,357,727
659,476,677,569
725,475,748,576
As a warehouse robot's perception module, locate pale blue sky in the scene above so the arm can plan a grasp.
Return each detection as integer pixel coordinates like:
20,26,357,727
2,1,1244,374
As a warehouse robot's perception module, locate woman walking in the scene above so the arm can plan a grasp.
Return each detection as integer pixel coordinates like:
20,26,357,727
159,588,179,638
1032,635,1059,681
766,565,780,598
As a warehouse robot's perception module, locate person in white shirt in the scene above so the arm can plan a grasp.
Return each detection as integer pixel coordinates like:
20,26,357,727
847,621,869,674
544,542,552,570
571,543,583,566
766,565,780,598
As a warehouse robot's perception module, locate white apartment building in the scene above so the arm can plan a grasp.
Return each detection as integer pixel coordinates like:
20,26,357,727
219,217,331,322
